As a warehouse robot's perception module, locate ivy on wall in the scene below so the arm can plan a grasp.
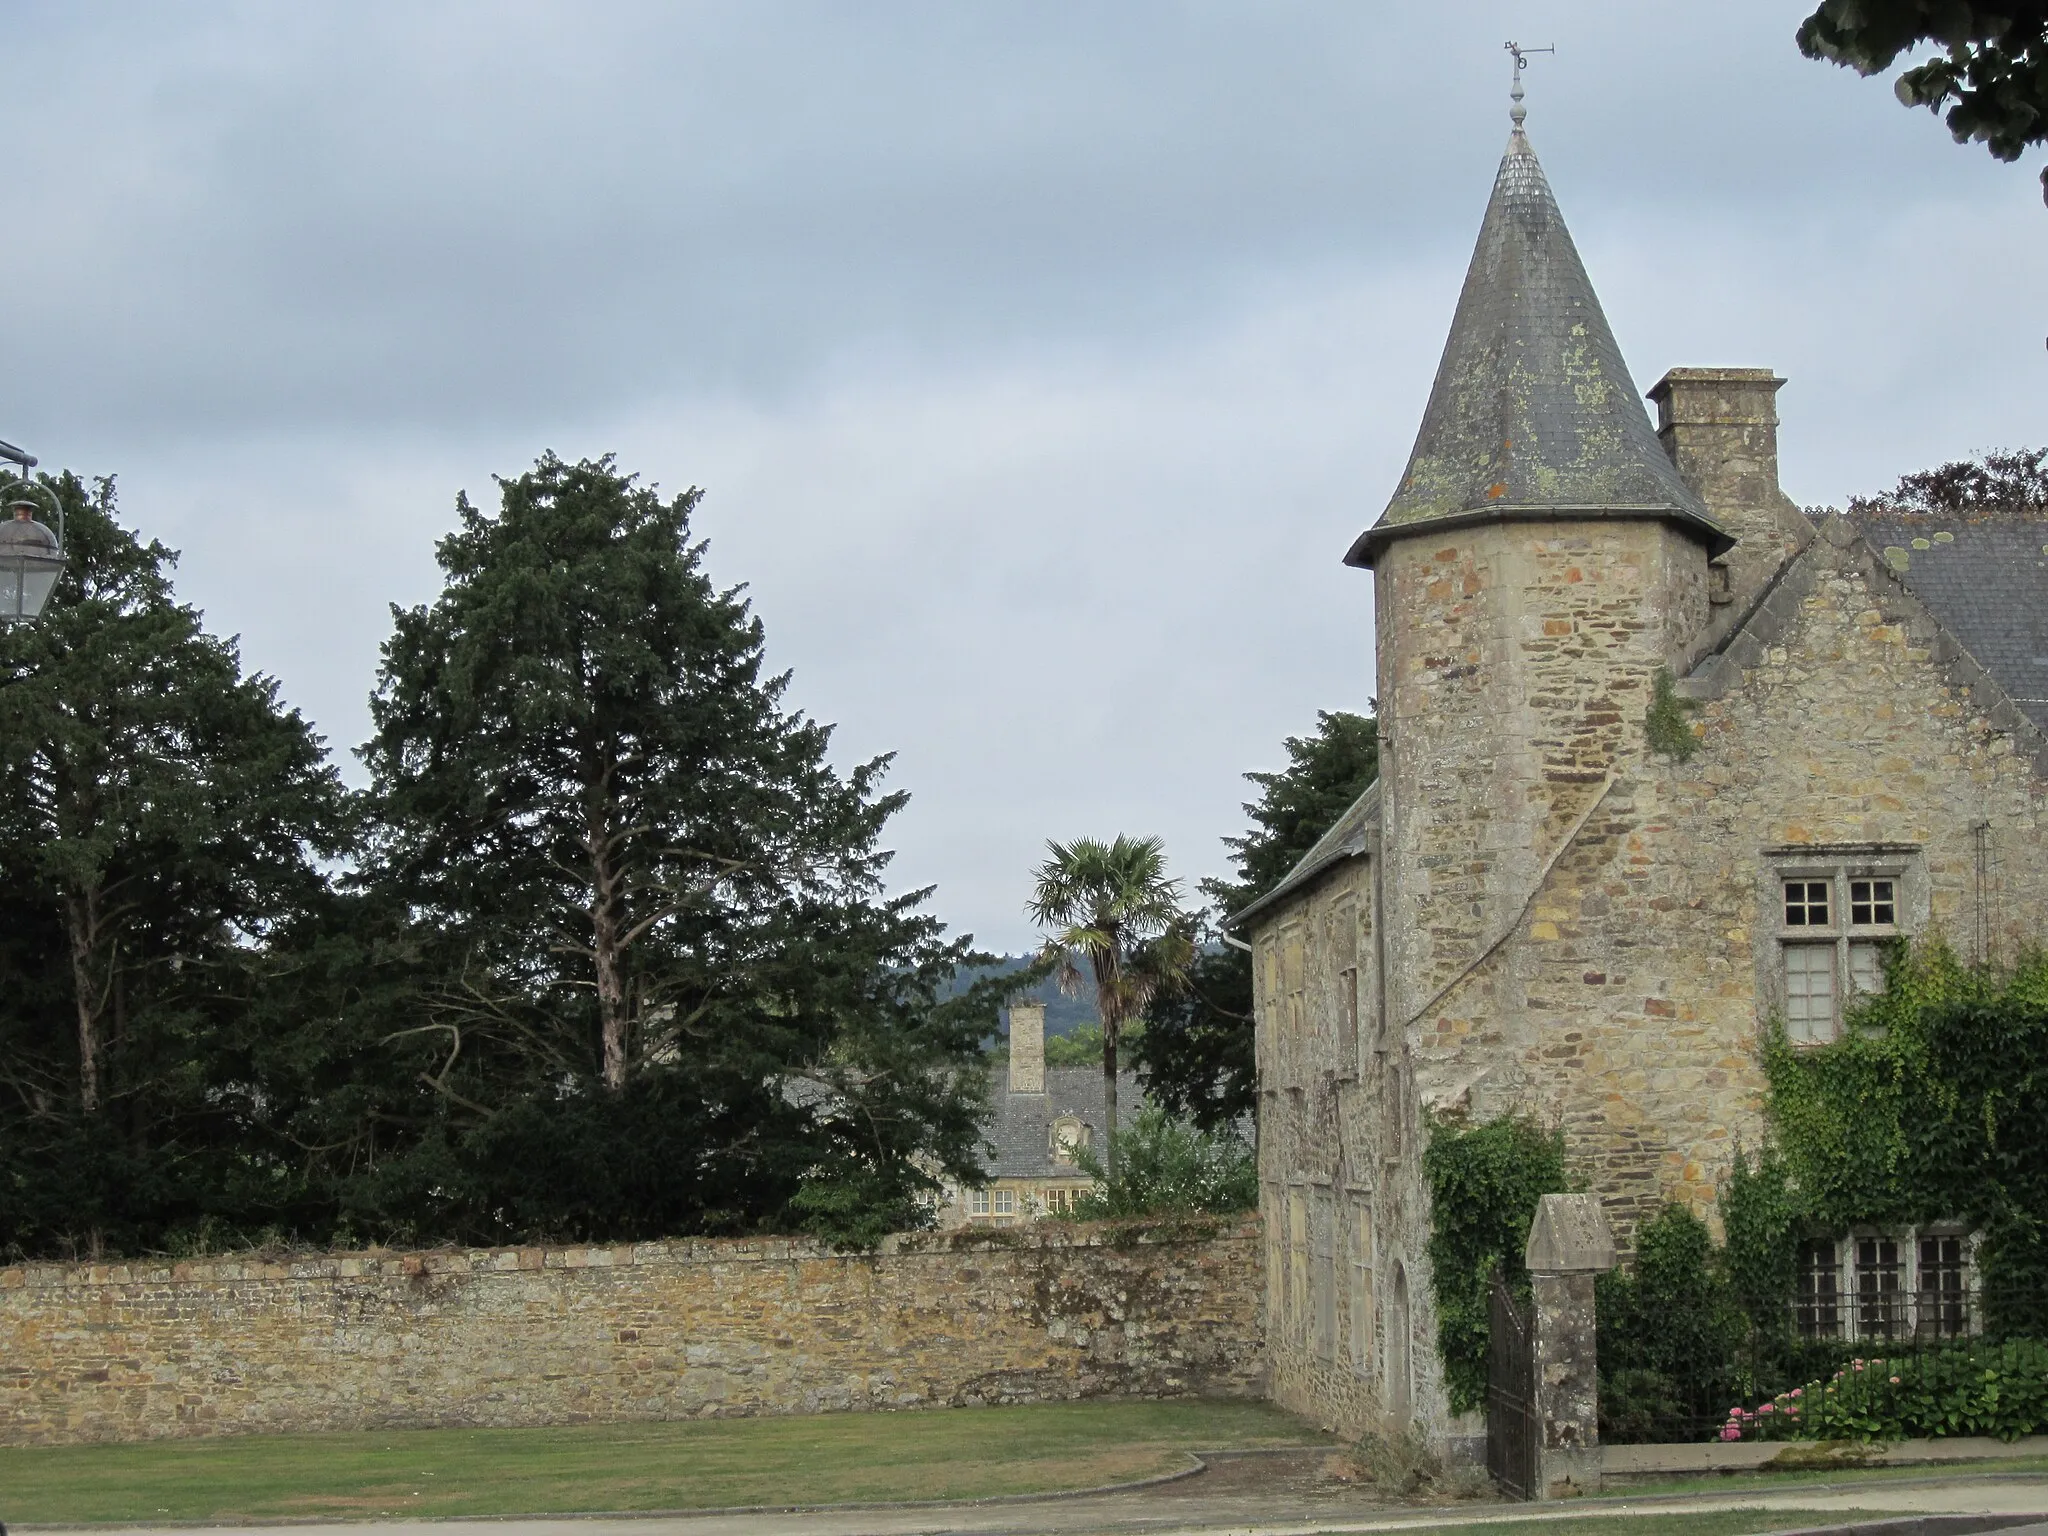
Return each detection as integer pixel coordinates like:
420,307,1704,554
1735,941,2048,1331
1421,1114,1568,1414
1595,941,2048,1441
1643,667,1700,761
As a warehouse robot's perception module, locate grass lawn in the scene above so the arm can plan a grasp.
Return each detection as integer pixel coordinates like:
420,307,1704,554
0,1398,1322,1525
1603,1453,2048,1498
1415,1514,1897,1536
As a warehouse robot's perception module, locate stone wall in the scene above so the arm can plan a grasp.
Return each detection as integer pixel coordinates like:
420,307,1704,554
0,1221,1263,1446
1249,507,2048,1444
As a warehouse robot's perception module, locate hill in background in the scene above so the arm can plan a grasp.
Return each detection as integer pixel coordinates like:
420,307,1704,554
949,955,1100,1041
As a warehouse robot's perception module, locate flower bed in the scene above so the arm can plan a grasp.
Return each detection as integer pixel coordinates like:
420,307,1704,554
1719,1339,2048,1443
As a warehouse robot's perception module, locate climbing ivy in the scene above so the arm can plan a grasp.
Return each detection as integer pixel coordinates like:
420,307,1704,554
1735,942,2048,1334
1422,1114,1569,1414
1643,666,1699,761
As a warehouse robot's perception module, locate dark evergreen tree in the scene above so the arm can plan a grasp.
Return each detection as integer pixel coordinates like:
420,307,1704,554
0,475,353,1259
1135,709,1378,1132
1847,446,2048,516
358,454,992,1244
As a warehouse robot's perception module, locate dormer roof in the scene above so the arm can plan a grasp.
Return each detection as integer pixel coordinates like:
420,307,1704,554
1345,128,1730,567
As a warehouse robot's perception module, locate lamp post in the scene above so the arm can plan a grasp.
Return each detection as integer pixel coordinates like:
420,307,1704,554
0,439,63,625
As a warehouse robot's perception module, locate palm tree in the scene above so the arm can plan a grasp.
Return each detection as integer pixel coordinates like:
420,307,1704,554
1027,835,1193,1176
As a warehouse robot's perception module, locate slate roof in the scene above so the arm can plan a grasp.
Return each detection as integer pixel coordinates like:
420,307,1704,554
1852,515,2048,732
1226,780,1379,933
982,1067,1138,1179
1345,126,1727,568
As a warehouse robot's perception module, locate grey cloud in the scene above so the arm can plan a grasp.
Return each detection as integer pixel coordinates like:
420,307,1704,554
0,1,2040,948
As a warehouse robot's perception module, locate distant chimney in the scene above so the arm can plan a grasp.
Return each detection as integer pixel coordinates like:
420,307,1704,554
1008,1001,1046,1095
1647,368,1812,633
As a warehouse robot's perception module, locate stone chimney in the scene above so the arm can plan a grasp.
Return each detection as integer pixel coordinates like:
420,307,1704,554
1007,1001,1046,1095
1647,368,1814,642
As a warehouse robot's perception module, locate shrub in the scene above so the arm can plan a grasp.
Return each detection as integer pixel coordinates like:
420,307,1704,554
1069,1107,1255,1218
1720,1339,2048,1443
1422,1114,1568,1414
1597,1204,1747,1443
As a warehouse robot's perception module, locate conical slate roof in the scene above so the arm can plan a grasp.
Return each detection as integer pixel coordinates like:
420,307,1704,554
1344,127,1728,567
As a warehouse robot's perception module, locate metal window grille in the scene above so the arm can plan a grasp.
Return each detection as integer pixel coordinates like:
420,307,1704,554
1857,1235,1905,1339
1797,1239,1840,1339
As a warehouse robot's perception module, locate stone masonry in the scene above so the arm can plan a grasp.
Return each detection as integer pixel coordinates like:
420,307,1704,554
0,1221,1261,1445
1230,105,2048,1453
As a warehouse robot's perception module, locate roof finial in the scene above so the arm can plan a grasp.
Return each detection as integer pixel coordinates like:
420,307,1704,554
1504,40,1553,130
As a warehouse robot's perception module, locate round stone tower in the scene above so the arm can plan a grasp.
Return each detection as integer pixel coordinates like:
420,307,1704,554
1345,119,1731,1047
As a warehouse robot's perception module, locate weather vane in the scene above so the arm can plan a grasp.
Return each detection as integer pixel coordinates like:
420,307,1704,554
1504,40,1554,128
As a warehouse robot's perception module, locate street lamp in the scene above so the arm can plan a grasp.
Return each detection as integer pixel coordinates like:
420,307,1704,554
0,439,62,625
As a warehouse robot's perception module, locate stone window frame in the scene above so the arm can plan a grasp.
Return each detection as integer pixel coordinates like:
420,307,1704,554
992,1188,1016,1218
968,1188,991,1218
1346,1188,1374,1380
1761,845,1924,1045
1048,1116,1090,1165
1336,966,1361,1082
1286,1184,1311,1348
1311,1186,1338,1364
1796,1225,1977,1343
1263,1182,1286,1334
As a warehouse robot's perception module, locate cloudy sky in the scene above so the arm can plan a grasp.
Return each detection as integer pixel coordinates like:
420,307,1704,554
2,2,2040,952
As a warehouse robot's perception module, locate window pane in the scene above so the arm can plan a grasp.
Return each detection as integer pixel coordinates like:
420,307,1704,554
1797,1240,1839,1339
1849,942,1885,998
1918,1235,1969,1339
1857,1236,1904,1339
1785,944,1837,1042
994,1190,1014,1215
1851,878,1897,927
1785,880,1831,927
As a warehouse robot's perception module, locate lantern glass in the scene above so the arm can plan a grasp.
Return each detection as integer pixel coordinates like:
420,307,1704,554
2,559,61,621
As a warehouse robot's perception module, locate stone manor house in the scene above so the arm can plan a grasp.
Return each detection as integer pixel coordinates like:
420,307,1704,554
1231,114,2048,1443
933,1002,1132,1228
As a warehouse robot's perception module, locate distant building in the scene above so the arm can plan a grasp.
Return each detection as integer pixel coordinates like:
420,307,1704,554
935,1002,1135,1227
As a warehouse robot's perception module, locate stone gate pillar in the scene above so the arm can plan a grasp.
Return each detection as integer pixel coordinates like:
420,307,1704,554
1523,1193,1617,1499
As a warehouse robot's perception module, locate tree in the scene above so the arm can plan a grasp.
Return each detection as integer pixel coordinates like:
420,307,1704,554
1135,709,1379,1132
0,475,353,1258
1027,835,1190,1173
1069,1106,1257,1219
1845,445,2048,516
1797,2,2048,203
358,453,992,1244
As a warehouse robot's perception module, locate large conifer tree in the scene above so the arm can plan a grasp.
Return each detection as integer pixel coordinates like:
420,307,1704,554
0,475,353,1258
359,454,989,1243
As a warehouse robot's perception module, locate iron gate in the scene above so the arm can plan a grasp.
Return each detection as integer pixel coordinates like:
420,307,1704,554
1486,1269,1538,1500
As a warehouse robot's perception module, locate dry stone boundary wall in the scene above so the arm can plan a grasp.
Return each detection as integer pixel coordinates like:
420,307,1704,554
1,1220,1263,1445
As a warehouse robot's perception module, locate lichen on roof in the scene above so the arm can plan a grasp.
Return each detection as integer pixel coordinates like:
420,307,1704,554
1346,128,1725,567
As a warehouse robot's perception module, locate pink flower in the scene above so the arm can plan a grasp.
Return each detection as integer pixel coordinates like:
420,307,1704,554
1790,1388,1804,1397
1854,1362,1866,1372
1720,1426,1742,1441
1760,1402,1775,1414
1889,1376,1901,1384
